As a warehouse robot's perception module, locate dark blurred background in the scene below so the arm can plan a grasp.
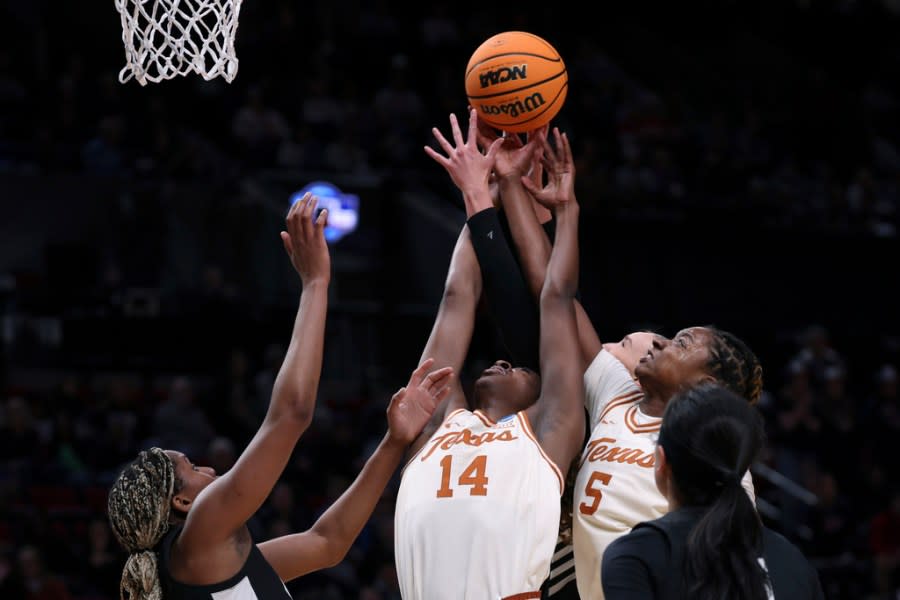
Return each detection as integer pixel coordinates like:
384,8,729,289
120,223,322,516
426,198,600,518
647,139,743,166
1,0,899,598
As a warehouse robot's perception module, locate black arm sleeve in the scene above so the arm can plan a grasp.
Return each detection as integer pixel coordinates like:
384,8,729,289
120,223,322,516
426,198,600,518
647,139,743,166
467,207,541,371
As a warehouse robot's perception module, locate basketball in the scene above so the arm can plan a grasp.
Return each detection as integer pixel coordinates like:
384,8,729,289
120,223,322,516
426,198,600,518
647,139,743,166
465,31,567,133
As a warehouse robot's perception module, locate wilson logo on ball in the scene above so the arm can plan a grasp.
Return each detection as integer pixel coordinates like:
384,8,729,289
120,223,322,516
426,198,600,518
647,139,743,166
478,65,528,88
477,92,546,119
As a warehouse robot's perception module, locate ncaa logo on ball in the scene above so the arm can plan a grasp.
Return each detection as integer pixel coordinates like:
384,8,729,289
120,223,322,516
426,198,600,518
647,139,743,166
478,64,527,89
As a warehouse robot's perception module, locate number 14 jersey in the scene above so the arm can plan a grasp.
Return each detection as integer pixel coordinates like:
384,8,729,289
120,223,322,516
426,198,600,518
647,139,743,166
395,408,564,600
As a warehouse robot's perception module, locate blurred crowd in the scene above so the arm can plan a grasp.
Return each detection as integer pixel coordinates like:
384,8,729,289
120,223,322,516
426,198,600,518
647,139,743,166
0,1,897,236
1,0,899,599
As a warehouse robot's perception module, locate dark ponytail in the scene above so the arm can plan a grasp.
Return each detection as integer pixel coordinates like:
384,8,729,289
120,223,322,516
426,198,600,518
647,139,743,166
658,383,769,600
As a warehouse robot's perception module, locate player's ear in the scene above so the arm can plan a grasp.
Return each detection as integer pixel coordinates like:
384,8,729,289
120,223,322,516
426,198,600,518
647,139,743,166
654,444,671,498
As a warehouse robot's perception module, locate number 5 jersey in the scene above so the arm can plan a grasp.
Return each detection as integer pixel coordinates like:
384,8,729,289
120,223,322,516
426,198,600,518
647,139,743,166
395,408,564,600
572,350,755,600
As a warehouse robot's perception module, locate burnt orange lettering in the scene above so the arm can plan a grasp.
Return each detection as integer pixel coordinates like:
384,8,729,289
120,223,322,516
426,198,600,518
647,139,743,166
581,437,655,468
421,428,518,461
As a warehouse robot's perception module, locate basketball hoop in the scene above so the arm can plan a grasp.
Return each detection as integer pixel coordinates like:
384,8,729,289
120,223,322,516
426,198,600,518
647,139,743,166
114,0,243,86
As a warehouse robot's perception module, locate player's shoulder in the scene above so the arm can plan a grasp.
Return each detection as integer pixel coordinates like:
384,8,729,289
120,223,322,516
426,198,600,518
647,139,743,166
607,520,668,556
762,526,824,596
602,520,670,580
585,350,637,387
762,526,812,565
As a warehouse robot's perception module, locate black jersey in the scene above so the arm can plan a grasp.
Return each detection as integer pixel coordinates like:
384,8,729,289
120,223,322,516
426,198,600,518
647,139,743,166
157,526,292,600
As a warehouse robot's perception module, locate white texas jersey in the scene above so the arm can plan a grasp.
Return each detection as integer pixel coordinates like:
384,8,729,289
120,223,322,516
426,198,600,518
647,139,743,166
572,350,755,600
395,408,564,600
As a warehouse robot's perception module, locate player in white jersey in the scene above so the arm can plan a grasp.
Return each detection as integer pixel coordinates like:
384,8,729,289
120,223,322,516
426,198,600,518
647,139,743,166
396,407,564,599
573,339,759,600
395,112,586,599
479,122,766,599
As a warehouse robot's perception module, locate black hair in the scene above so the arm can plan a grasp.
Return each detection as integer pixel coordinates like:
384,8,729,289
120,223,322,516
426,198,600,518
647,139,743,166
658,382,769,600
704,326,764,405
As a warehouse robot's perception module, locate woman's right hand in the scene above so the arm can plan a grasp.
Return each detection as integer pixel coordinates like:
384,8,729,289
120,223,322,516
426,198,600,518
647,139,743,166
521,127,576,210
424,108,503,217
474,120,546,183
280,192,331,285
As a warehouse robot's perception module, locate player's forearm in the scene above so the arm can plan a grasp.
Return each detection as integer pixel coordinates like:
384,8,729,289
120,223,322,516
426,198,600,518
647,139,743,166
421,226,482,370
499,177,553,299
542,200,579,300
461,187,494,219
310,432,406,563
268,280,329,426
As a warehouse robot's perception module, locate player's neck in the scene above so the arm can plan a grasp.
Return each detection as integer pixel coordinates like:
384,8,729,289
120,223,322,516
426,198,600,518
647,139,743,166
637,394,667,418
474,396,518,422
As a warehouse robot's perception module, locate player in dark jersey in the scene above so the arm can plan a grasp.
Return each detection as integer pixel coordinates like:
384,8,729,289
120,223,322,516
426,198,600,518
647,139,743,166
106,194,453,600
602,383,824,600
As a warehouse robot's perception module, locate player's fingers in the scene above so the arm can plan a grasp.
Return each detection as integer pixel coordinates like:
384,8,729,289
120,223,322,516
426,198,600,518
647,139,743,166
302,195,319,233
507,131,524,149
550,128,564,159
542,131,559,163
450,113,465,148
560,132,574,165
286,193,308,232
280,231,292,256
434,382,453,404
466,108,479,146
485,137,504,161
410,357,436,386
423,366,454,391
424,145,450,167
287,192,309,222
431,381,454,406
539,149,555,173
474,127,494,153
521,175,539,196
474,112,497,140
529,153,544,185
315,207,328,229
529,123,550,141
431,127,455,156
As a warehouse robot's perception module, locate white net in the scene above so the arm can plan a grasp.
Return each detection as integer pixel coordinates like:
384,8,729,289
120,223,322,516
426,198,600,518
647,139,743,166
114,0,243,86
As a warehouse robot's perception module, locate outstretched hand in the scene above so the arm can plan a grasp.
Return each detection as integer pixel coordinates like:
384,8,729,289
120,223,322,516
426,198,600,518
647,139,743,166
521,127,576,210
280,192,331,285
386,358,454,446
474,119,546,182
424,108,503,217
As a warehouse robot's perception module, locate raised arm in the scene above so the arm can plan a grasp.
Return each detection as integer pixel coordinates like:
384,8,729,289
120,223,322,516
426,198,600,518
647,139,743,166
466,133,539,369
259,359,453,581
178,193,331,549
479,125,601,371
475,124,553,300
526,129,586,472
406,224,480,457
406,109,503,456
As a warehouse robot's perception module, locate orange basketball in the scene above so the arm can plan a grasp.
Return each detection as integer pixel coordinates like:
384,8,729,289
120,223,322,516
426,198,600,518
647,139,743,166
465,31,567,133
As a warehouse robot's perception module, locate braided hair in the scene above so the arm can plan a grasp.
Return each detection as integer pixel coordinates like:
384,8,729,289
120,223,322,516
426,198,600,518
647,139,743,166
107,447,182,600
703,327,764,405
